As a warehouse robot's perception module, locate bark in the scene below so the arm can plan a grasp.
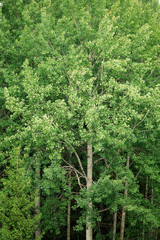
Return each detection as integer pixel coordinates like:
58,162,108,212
142,229,145,240
151,185,153,205
120,208,126,240
145,176,149,199
86,142,93,240
67,170,71,240
120,155,130,240
35,159,41,240
67,199,71,240
113,174,117,240
142,176,149,240
150,186,158,240
150,185,154,239
154,229,158,240
113,211,117,240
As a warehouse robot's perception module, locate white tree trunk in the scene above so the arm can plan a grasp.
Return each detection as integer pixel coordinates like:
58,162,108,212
86,142,93,240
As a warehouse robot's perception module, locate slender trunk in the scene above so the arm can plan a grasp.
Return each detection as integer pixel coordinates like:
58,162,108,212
145,176,149,199
153,186,158,239
150,186,158,239
150,185,154,239
150,185,158,240
86,142,93,240
35,159,41,240
154,229,158,240
142,176,149,240
67,170,71,240
151,186,153,204
113,174,117,240
67,199,71,240
120,155,130,240
113,211,117,240
142,229,145,240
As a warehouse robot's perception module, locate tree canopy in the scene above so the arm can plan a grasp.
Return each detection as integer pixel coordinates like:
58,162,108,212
0,0,160,239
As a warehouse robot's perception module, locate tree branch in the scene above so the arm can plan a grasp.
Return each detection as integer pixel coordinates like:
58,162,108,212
69,144,87,178
62,158,85,178
133,108,152,130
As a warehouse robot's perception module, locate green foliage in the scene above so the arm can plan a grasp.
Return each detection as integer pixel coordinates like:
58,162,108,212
41,163,69,236
0,148,37,240
1,0,160,239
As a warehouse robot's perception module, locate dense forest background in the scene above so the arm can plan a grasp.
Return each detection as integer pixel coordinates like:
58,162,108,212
0,0,160,239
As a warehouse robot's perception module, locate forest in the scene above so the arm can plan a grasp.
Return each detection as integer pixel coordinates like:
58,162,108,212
0,0,160,239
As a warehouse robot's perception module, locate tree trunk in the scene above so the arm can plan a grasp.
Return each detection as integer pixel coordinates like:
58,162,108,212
113,211,117,240
154,229,158,240
35,158,41,240
151,185,153,205
145,176,149,199
67,170,71,240
142,176,149,240
152,186,158,239
113,174,117,240
150,185,158,240
86,142,93,240
120,154,130,240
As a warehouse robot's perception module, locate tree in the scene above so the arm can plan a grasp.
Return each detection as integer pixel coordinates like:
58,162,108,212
0,148,37,240
1,0,160,239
